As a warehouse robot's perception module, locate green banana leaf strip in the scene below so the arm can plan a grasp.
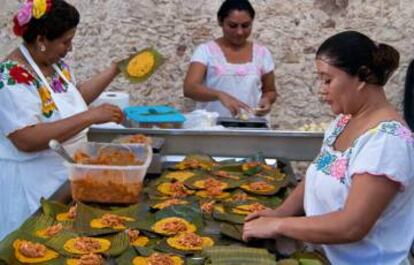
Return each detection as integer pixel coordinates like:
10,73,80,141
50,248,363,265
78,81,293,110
291,251,331,265
219,223,243,242
0,230,66,265
213,162,243,173
73,202,149,236
202,246,277,265
277,259,300,265
118,47,164,83
114,246,138,264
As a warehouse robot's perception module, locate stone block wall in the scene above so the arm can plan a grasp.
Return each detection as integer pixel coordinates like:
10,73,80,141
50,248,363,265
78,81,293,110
1,0,413,129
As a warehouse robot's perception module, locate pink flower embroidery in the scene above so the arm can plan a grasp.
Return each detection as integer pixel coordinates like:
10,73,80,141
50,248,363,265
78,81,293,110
214,64,226,76
397,126,414,143
330,158,347,180
16,2,33,26
235,66,248,76
337,115,351,127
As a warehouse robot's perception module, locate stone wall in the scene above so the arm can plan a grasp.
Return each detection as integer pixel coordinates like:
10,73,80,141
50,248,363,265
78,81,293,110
1,0,413,129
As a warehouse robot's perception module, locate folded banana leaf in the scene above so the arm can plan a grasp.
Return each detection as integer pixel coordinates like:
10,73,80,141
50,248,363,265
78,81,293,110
118,47,164,83
212,206,245,225
202,246,277,265
45,231,129,258
73,202,150,236
219,223,243,242
41,198,72,220
0,230,66,265
115,246,138,264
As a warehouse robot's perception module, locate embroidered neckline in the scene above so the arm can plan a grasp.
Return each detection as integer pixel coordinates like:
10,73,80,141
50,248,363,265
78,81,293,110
211,40,256,66
1,59,69,93
326,115,412,154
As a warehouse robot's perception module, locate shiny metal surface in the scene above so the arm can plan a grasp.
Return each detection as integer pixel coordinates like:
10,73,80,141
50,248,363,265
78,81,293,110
88,128,323,161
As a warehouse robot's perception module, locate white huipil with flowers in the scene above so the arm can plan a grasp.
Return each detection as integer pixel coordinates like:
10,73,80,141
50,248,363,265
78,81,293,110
304,114,414,265
0,59,87,240
190,41,274,117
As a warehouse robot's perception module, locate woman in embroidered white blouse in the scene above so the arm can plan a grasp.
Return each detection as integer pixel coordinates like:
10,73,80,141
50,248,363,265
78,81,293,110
243,31,414,265
183,0,277,118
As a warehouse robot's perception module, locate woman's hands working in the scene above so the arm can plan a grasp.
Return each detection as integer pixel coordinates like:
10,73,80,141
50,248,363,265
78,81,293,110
8,103,123,152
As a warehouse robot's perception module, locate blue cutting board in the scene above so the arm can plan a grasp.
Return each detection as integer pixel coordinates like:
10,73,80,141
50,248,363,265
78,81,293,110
124,105,186,123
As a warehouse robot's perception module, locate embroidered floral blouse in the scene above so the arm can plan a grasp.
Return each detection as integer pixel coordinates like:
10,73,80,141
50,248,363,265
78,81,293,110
304,114,414,265
0,59,75,160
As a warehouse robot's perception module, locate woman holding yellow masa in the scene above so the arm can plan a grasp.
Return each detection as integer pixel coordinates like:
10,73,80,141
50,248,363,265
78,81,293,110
0,0,124,240
183,0,278,118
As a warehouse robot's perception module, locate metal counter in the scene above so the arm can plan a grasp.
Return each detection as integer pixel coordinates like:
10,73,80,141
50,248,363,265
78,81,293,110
88,128,323,161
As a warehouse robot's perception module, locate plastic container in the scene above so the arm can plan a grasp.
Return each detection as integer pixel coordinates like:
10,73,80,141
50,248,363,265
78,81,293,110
64,142,152,204
124,105,186,129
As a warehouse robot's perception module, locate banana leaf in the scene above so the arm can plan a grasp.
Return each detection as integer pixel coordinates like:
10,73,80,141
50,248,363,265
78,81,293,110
202,246,277,265
277,259,300,265
154,203,204,231
212,206,245,225
219,223,243,242
158,170,203,183
115,246,138,264
41,198,72,220
291,251,330,265
45,230,129,258
18,214,74,242
73,202,150,236
118,47,164,83
0,230,66,265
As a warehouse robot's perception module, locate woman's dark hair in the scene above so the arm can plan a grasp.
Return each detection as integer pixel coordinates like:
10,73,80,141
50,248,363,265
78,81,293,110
23,0,79,43
316,31,400,86
404,60,414,130
217,0,255,23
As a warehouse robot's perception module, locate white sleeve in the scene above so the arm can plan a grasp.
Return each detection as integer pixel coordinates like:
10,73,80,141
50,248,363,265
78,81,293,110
348,124,414,189
262,47,275,74
190,44,209,66
0,83,41,136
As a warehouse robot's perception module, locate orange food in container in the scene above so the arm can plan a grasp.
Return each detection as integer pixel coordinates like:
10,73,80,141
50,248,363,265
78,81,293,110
64,142,152,204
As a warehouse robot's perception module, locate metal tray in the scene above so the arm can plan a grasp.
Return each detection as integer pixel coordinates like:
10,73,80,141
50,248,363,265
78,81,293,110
217,117,269,129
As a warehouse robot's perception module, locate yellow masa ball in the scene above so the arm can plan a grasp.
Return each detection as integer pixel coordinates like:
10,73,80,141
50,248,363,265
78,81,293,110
127,51,155,77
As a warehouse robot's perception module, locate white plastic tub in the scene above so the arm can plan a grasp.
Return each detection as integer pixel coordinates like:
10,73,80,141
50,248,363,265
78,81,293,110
64,142,152,204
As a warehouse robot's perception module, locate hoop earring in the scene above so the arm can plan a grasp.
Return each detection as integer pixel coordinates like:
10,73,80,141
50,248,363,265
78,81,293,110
40,45,46,52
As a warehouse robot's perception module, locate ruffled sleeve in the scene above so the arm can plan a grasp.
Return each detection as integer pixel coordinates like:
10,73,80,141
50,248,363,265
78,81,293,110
348,121,414,189
190,43,209,66
0,61,42,136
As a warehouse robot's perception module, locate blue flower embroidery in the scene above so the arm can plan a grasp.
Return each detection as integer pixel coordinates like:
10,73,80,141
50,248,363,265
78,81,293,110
315,151,337,173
